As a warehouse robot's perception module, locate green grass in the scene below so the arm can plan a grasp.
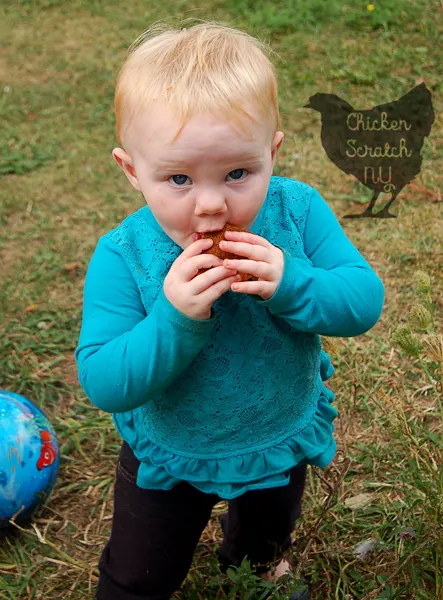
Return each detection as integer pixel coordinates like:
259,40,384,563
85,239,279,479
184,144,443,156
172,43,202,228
0,0,442,598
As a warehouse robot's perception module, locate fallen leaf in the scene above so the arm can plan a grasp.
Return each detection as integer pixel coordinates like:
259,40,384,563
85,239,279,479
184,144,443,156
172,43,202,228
344,493,375,509
63,261,82,272
24,304,39,312
353,538,380,560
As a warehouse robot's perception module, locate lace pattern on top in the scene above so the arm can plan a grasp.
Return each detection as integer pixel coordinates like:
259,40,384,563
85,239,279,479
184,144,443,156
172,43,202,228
110,178,334,463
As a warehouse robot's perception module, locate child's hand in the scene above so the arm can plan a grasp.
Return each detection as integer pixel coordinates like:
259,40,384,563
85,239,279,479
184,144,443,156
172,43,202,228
163,238,242,320
218,230,284,301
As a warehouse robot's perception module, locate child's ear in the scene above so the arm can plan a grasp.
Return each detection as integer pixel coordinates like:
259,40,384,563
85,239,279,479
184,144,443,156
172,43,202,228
112,148,141,191
271,131,284,165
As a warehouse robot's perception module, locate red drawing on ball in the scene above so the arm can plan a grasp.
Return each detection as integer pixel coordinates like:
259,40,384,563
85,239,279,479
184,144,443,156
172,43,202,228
37,431,57,470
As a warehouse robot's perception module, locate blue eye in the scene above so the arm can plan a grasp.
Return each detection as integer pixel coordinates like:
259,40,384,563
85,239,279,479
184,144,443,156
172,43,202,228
227,169,246,181
170,174,189,186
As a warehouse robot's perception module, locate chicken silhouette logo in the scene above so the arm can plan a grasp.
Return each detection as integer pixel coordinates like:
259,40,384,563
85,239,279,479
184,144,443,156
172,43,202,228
304,83,435,218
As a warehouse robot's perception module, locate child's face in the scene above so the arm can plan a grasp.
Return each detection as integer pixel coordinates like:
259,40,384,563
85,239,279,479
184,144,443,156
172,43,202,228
113,105,284,249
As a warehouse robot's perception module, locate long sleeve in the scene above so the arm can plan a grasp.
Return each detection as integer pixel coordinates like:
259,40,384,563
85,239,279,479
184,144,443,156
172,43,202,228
74,236,216,414
260,187,385,336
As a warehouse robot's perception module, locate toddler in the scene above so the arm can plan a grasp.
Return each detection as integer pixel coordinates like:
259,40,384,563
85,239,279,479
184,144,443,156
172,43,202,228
75,20,385,600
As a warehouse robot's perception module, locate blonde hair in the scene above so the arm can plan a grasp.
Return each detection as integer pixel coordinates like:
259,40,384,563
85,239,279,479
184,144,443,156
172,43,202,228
114,19,283,148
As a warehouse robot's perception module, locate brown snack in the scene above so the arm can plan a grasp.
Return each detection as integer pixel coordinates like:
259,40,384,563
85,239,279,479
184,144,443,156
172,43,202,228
197,223,258,282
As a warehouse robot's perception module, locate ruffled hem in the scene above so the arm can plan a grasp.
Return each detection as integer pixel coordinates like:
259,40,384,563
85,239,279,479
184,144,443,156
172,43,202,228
130,385,338,500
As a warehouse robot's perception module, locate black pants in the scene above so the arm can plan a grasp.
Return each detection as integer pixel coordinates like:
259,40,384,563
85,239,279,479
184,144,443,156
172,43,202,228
96,441,308,600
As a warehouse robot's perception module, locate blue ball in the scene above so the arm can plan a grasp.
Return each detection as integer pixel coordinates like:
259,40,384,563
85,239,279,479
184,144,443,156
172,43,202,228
0,390,60,528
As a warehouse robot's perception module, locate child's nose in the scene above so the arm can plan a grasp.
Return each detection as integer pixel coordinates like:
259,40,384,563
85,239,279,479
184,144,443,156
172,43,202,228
196,191,226,211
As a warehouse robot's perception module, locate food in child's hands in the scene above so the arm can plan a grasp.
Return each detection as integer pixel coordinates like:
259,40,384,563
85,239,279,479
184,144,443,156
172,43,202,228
196,224,258,282
163,235,241,321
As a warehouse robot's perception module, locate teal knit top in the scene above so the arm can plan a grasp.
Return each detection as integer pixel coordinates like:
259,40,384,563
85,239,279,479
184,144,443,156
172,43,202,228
75,177,384,499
